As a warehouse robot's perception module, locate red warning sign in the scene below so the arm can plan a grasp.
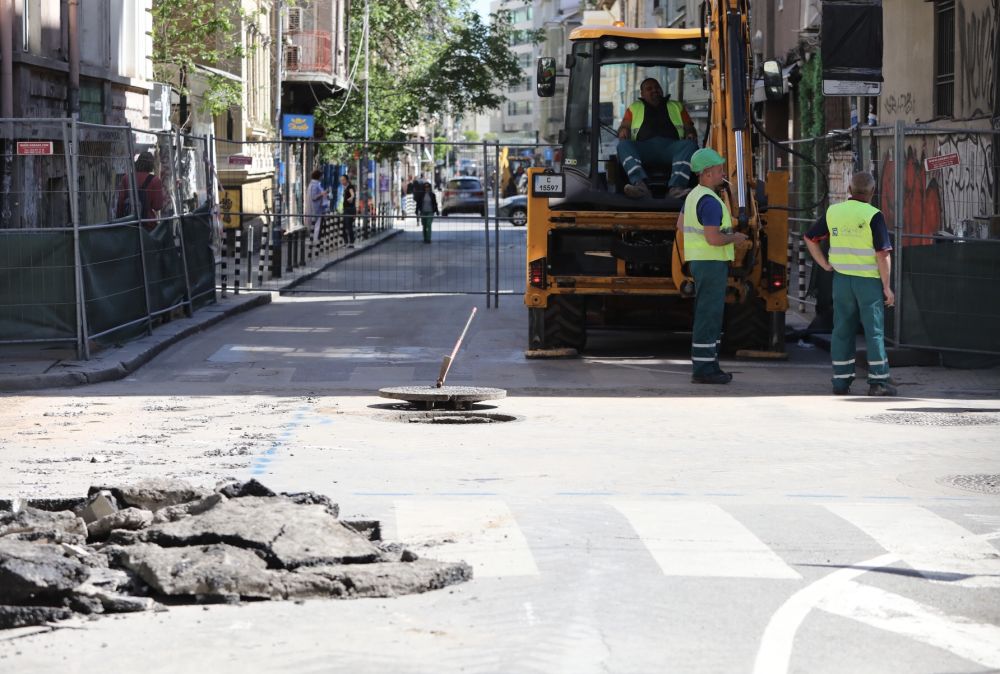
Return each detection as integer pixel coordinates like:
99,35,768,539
924,153,960,171
16,141,54,155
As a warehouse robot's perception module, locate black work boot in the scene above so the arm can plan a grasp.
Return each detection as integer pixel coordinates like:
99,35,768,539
867,383,897,397
692,372,732,385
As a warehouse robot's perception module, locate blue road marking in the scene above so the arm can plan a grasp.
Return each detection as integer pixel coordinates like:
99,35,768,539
247,407,308,476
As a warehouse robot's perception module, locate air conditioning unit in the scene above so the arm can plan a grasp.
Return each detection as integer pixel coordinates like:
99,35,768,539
802,0,821,31
285,7,302,33
284,45,300,70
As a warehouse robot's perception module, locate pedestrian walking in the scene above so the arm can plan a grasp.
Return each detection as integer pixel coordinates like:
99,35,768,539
417,180,439,243
339,174,357,247
805,171,896,396
681,148,747,384
307,169,329,244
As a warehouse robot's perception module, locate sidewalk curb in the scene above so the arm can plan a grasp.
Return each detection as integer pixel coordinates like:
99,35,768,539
0,293,271,392
280,228,402,293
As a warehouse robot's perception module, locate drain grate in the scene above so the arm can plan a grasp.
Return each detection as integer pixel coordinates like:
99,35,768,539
865,410,1000,426
940,474,1000,495
389,411,518,424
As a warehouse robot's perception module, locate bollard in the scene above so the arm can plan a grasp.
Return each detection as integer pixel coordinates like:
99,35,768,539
299,227,306,266
233,226,241,295
258,222,268,287
271,227,283,279
221,228,232,297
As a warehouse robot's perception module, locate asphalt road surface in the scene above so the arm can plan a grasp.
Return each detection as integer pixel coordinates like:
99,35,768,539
2,220,999,674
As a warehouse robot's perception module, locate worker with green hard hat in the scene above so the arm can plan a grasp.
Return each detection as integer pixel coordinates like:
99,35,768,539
681,148,747,384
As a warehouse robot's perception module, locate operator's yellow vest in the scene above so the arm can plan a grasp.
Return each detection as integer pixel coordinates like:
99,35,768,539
628,100,686,141
826,200,881,278
682,185,734,262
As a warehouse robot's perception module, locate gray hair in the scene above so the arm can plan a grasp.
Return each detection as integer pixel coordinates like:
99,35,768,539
849,171,876,196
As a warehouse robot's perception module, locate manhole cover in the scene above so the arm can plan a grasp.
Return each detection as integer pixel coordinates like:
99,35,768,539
865,410,1000,426
388,411,518,424
940,474,1000,495
378,386,506,410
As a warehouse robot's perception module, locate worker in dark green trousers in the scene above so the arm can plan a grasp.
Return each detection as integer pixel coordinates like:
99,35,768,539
805,171,896,396
681,148,748,384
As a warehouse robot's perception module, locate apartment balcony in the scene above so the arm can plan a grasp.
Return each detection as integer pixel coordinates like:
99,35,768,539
284,31,332,79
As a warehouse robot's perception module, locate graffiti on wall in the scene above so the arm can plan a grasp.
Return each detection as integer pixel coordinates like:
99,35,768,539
884,92,916,117
957,0,998,117
880,145,942,246
937,133,996,231
879,131,995,243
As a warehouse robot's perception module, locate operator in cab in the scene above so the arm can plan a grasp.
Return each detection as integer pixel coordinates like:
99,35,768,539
616,77,698,201
681,148,747,385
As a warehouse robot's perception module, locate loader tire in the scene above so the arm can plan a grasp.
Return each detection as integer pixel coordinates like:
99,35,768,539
528,296,587,351
721,294,769,354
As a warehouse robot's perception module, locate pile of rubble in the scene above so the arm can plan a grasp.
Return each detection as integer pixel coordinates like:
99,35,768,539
0,479,471,629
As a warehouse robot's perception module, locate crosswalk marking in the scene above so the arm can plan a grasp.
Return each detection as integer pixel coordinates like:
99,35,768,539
393,499,539,577
817,580,1000,669
610,501,802,579
827,504,1000,588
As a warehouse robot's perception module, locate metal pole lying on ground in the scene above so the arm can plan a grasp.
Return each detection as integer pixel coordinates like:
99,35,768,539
436,307,477,388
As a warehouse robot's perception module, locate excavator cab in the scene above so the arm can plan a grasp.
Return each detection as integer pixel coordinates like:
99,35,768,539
525,8,789,357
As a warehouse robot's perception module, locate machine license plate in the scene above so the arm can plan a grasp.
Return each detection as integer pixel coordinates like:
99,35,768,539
531,173,565,197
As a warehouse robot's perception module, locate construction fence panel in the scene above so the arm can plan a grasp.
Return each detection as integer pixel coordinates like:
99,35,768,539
0,118,219,358
867,124,1000,356
779,123,1000,357
212,139,547,305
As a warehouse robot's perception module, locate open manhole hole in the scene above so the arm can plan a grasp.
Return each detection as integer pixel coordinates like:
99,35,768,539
388,411,518,424
940,474,1000,495
865,409,1000,426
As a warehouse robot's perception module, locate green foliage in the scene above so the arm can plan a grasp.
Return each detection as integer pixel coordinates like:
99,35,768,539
433,136,451,161
150,0,248,120
463,130,480,142
797,53,825,216
315,1,538,159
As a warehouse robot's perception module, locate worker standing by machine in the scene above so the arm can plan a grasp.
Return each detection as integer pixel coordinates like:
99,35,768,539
804,171,896,396
682,148,748,384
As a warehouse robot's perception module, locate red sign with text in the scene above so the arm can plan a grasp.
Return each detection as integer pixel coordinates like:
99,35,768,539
924,153,960,171
16,141,54,155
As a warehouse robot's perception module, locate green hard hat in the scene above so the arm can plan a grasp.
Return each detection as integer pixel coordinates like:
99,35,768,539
690,147,725,173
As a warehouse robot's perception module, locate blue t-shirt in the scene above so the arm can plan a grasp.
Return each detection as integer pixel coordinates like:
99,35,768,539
805,202,892,251
680,195,724,228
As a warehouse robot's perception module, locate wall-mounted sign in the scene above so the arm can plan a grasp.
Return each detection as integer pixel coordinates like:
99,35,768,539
924,153,960,172
823,80,882,96
282,114,314,138
228,154,253,166
219,187,242,229
16,141,53,155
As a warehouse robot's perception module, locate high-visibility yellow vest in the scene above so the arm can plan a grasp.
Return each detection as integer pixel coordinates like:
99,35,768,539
826,200,881,278
628,100,686,141
682,185,734,262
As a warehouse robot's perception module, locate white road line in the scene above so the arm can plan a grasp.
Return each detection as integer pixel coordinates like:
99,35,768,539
393,499,538,578
817,580,1000,669
827,504,1000,588
754,552,896,674
610,501,801,579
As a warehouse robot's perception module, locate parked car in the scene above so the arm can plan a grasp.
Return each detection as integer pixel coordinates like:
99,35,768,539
441,177,486,216
498,194,527,226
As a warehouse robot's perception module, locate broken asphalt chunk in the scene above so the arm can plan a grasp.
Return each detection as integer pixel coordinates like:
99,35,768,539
143,497,380,569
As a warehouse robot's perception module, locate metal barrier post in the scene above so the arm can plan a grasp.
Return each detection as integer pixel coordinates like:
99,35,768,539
493,141,500,307
483,140,491,308
173,130,194,315
892,120,905,346
64,120,90,359
299,225,306,265
125,124,155,336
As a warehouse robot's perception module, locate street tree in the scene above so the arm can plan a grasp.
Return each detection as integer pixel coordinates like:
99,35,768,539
150,0,252,126
315,1,538,159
